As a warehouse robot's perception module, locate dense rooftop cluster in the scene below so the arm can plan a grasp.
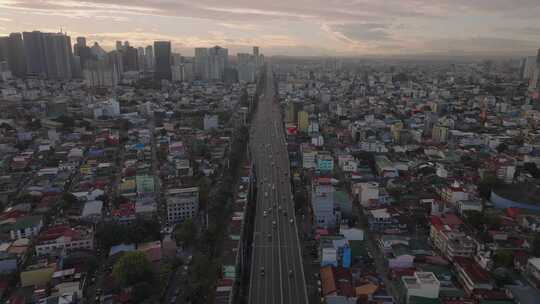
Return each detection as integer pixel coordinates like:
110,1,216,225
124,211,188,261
274,54,540,304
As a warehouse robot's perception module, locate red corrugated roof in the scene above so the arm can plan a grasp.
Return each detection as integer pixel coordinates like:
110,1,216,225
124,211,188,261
37,226,80,242
454,257,491,284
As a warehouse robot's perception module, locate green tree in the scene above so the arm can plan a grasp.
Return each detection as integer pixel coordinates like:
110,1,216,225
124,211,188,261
493,250,513,268
175,218,197,247
95,222,128,250
112,251,154,286
132,281,154,302
478,175,502,200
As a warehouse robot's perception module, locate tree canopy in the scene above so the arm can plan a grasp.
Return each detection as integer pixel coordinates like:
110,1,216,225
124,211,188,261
175,218,197,246
112,251,154,286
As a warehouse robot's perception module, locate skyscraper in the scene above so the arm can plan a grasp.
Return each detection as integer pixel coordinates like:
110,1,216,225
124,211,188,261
253,46,259,57
42,33,73,79
74,36,91,70
107,50,124,81
154,41,172,80
121,45,139,71
137,47,145,71
116,41,122,51
194,48,209,80
145,45,153,70
208,46,228,81
237,53,256,83
7,33,27,78
0,37,8,62
22,31,47,77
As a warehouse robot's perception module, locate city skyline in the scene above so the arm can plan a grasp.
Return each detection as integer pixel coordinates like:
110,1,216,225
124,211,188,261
1,0,540,57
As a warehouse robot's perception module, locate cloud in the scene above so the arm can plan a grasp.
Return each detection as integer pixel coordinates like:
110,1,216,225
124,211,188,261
328,23,392,43
424,37,539,55
496,26,540,37
1,0,540,56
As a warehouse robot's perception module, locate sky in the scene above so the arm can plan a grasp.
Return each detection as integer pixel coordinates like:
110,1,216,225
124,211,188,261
1,0,540,57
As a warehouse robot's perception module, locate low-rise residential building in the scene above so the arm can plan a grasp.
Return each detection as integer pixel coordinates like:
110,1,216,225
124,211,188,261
401,272,440,304
34,226,94,256
430,214,476,261
9,216,43,240
454,257,493,295
311,178,339,229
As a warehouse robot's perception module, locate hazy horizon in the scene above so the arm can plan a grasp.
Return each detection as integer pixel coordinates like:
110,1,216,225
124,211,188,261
1,0,540,57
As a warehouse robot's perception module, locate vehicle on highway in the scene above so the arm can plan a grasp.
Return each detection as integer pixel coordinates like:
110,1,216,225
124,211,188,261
289,270,294,277
272,184,275,190
264,192,268,197
260,267,265,276
290,218,294,224
272,220,277,227
267,233,272,240
283,211,287,217
263,211,267,217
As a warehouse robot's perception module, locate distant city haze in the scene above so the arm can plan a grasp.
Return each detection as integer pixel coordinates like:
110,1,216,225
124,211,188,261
1,0,540,57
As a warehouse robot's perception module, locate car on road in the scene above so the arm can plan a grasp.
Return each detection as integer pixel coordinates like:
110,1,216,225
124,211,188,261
290,218,294,224
264,192,268,197
267,233,272,240
272,220,277,227
283,211,287,217
289,270,294,277
260,267,265,276
263,211,267,217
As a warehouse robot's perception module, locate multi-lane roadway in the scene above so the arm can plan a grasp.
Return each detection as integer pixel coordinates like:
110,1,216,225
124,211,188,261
248,66,308,304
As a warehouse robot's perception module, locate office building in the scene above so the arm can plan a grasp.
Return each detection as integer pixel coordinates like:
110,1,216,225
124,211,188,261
0,37,8,63
107,50,124,81
208,46,228,81
42,32,73,79
521,56,537,79
115,40,122,51
6,33,27,78
121,45,139,71
182,62,194,82
166,187,199,224
194,47,209,80
145,45,153,70
154,41,172,80
22,31,47,77
83,58,118,88
137,47,145,71
237,53,256,83
74,36,91,69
